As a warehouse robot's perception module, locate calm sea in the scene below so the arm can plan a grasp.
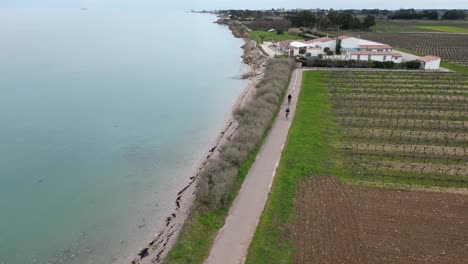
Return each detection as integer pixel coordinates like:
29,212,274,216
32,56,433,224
0,7,246,264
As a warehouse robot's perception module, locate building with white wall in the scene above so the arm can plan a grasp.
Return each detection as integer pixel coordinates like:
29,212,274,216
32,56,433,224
417,55,441,70
345,51,402,63
278,35,440,69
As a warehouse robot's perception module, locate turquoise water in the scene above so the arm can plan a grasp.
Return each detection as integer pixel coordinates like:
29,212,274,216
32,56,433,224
0,7,246,264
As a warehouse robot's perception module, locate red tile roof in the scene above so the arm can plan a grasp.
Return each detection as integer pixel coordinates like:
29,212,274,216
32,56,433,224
305,37,334,44
359,44,392,49
338,35,352,40
417,55,441,62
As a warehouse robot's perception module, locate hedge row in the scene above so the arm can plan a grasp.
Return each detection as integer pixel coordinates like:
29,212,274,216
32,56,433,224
298,59,422,69
196,58,295,210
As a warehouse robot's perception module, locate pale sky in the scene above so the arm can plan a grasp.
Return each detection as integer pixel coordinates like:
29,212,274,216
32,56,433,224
1,0,467,10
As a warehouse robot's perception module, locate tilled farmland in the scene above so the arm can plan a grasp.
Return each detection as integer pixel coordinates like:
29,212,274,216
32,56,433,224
294,176,468,264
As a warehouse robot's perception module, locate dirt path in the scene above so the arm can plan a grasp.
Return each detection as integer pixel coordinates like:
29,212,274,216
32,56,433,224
204,69,303,264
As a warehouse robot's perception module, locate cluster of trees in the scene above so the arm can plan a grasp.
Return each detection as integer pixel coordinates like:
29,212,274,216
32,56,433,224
388,9,439,20
288,10,376,30
388,9,467,20
442,10,466,20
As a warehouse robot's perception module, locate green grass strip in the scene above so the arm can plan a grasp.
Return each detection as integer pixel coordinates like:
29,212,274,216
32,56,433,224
416,25,468,33
441,61,468,74
246,71,345,263
249,30,303,44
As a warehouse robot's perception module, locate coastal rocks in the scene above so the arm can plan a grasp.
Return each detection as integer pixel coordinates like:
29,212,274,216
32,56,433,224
241,40,268,71
215,18,268,71
130,119,240,264
215,19,249,39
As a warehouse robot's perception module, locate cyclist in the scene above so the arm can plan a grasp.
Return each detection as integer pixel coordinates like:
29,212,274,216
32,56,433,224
285,107,290,119
287,94,292,104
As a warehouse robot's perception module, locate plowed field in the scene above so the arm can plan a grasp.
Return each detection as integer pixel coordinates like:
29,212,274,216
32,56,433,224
294,176,468,264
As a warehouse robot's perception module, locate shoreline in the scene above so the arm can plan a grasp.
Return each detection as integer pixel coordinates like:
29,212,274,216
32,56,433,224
130,15,267,264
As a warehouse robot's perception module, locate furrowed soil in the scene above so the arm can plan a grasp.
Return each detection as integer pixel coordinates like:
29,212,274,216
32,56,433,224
294,176,468,264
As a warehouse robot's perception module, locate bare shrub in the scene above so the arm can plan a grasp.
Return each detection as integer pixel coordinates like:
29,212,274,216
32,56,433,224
197,159,238,210
195,58,294,210
219,145,249,167
288,28,301,35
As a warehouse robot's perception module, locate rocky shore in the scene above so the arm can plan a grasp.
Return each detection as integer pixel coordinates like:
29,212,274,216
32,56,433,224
215,18,268,72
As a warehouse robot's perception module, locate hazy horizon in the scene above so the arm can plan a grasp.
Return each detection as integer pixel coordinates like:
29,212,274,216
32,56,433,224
0,0,467,11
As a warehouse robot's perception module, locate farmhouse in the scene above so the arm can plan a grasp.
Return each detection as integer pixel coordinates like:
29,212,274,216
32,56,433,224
280,35,399,61
417,55,441,70
278,35,440,69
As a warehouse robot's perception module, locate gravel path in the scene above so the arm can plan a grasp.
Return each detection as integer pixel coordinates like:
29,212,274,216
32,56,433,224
204,69,303,264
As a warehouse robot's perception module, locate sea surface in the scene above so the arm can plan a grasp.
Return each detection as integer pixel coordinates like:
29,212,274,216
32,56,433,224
0,7,246,264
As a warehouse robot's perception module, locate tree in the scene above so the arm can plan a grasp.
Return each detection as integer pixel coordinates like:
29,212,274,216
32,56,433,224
335,39,342,55
259,35,266,44
289,10,317,27
326,50,334,57
422,10,438,20
276,29,284,35
299,48,307,55
362,15,376,30
442,10,466,20
317,54,324,59
324,47,330,52
306,52,312,57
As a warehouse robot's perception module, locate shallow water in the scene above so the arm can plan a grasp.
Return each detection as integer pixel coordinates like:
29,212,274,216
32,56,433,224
0,7,246,264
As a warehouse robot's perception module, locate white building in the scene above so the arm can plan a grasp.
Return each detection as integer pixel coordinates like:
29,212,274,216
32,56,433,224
345,51,402,63
279,35,439,69
306,37,336,50
417,55,441,70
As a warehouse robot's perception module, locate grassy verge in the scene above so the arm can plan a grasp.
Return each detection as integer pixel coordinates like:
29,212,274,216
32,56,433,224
416,25,468,33
440,61,468,73
246,71,346,263
249,30,303,44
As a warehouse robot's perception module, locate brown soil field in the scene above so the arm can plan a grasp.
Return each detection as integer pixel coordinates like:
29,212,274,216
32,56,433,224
294,176,468,264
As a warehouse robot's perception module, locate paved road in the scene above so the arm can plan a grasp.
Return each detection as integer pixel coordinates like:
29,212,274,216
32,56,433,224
397,50,421,62
260,42,280,58
204,69,303,264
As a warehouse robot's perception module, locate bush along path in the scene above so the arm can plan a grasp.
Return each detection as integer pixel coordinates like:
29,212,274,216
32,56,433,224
205,68,304,264
163,59,294,264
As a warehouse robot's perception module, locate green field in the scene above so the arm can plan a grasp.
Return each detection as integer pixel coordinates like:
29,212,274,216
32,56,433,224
371,19,468,32
416,25,468,33
249,30,303,44
246,70,468,263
